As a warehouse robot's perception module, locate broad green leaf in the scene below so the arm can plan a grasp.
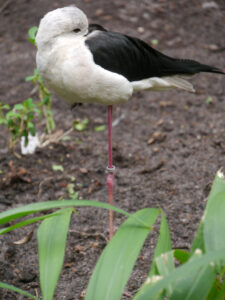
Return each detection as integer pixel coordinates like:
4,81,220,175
149,210,172,276
204,191,225,253
38,208,72,300
0,199,131,226
0,210,67,235
0,281,38,299
85,208,159,300
134,249,225,300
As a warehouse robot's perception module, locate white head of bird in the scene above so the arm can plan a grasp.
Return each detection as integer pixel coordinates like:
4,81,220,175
36,6,88,47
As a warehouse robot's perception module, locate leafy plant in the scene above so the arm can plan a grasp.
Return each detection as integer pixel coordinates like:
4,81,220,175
25,68,55,134
26,27,55,134
0,171,225,299
0,26,55,155
0,98,40,153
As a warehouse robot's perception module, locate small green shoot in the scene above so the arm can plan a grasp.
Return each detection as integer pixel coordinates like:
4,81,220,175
28,26,38,46
52,164,64,172
26,68,55,133
95,125,106,132
151,39,159,46
205,96,213,105
0,99,40,152
73,118,89,131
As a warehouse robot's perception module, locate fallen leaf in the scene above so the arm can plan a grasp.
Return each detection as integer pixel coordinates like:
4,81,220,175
14,230,33,245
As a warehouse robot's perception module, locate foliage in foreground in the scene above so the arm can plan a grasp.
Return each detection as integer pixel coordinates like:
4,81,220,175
0,171,225,299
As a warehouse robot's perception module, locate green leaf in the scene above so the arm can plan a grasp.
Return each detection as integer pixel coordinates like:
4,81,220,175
73,118,89,131
190,171,225,256
134,249,224,300
171,265,215,300
0,210,66,235
155,251,175,296
52,164,64,172
204,191,225,253
149,210,172,276
25,75,35,82
204,172,225,255
13,104,24,111
24,98,34,108
28,26,38,46
0,281,38,299
2,104,10,110
94,125,106,132
0,199,131,226
85,208,160,300
190,221,205,255
43,96,50,105
173,249,189,264
170,249,215,300
38,208,72,300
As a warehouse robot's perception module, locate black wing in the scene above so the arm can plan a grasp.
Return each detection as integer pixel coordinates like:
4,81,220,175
85,30,224,81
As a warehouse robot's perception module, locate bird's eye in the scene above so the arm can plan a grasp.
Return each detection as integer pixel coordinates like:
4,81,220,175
73,28,81,33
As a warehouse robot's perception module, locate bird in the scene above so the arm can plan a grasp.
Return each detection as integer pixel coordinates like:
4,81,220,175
36,5,225,238
36,5,225,106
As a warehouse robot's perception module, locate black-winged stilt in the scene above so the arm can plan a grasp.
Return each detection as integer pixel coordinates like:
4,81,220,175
36,6,225,239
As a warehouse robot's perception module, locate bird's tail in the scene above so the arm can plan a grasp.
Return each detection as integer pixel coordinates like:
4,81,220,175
172,58,225,75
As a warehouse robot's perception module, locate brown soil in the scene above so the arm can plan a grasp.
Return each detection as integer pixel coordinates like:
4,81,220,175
0,0,225,299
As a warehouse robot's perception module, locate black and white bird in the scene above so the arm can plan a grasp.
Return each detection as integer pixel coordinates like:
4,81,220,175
36,6,225,106
36,6,224,239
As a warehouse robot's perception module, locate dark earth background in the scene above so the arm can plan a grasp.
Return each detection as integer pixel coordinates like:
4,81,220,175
0,0,225,299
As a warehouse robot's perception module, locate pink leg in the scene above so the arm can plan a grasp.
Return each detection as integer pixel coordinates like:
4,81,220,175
107,105,115,239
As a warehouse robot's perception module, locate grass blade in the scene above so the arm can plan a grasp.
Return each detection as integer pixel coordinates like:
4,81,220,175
0,210,67,235
204,191,225,253
191,171,225,256
155,251,175,295
85,208,160,300
190,221,205,255
37,208,72,300
0,199,131,225
134,249,225,300
0,281,38,299
170,250,215,300
149,210,172,276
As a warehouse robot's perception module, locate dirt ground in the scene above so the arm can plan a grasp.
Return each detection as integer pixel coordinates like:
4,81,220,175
0,0,225,299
